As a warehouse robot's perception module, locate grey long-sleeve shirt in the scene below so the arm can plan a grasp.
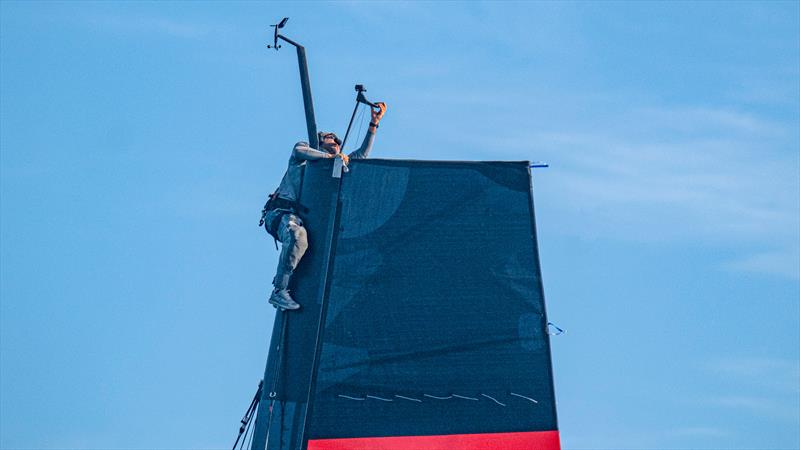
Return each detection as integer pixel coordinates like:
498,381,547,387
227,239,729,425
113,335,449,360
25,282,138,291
274,130,376,203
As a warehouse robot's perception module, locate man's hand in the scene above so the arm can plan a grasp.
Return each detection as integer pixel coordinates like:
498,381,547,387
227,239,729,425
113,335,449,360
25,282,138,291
337,152,350,165
371,102,387,124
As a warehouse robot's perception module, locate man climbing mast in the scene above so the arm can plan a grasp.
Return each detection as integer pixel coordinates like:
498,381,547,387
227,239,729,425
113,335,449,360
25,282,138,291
263,103,387,310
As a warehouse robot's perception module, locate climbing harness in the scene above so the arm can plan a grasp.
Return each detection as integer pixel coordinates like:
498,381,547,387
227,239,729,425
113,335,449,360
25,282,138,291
260,190,310,250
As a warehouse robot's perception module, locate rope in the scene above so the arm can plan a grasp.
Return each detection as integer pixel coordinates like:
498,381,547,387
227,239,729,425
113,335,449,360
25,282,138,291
269,313,289,397
263,311,289,448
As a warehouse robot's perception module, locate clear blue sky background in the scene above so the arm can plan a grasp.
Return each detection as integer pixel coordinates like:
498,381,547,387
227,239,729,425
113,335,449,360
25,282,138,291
1,1,798,449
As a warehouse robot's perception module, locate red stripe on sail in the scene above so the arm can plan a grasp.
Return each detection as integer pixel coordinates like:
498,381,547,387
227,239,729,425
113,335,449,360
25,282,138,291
308,430,560,450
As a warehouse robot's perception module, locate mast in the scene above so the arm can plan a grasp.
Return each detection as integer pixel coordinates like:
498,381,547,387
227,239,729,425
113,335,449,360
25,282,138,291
268,18,318,149
247,19,321,450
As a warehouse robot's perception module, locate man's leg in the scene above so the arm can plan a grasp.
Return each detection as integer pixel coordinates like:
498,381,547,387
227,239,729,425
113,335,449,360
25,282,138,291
269,213,308,310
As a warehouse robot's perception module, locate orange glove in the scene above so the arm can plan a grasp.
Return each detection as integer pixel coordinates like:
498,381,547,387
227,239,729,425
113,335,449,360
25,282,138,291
372,102,387,123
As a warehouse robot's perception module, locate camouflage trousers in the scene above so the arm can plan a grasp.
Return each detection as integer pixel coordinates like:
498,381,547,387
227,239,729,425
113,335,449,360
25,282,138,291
265,209,308,290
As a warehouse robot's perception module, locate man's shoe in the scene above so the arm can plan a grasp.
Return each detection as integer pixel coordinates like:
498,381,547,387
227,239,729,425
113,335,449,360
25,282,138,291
269,288,301,310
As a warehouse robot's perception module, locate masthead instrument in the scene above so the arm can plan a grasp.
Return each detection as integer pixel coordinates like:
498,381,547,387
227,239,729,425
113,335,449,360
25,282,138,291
267,17,289,50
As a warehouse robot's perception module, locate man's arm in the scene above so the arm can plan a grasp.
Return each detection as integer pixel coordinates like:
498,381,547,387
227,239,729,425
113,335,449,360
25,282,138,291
293,141,333,160
348,130,375,160
349,102,386,160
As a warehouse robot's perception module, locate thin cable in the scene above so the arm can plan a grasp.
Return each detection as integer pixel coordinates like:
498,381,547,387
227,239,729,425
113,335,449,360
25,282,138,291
244,411,256,450
270,314,289,396
239,414,252,450
232,382,261,450
352,106,366,152
262,313,289,449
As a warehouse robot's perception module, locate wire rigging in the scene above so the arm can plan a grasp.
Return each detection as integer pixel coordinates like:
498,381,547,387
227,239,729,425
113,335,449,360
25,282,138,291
232,380,262,450
353,105,367,153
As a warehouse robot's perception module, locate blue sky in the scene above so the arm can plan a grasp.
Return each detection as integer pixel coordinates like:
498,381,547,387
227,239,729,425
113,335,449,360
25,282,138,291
1,1,798,449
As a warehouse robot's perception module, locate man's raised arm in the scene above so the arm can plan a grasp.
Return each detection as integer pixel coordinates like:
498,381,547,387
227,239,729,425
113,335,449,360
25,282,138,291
293,141,333,160
349,102,386,160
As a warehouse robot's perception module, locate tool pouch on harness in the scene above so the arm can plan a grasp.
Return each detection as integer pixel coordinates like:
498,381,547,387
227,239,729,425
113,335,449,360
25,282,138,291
259,191,308,244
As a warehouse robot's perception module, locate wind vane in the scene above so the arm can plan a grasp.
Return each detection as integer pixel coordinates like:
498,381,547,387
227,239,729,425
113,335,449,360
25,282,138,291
267,17,290,50
265,17,318,149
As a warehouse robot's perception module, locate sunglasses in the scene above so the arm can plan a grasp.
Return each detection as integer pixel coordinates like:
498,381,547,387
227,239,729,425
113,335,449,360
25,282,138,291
322,134,342,145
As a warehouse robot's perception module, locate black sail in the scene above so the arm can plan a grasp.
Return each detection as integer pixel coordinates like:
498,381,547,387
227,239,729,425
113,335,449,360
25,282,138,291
250,159,559,450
